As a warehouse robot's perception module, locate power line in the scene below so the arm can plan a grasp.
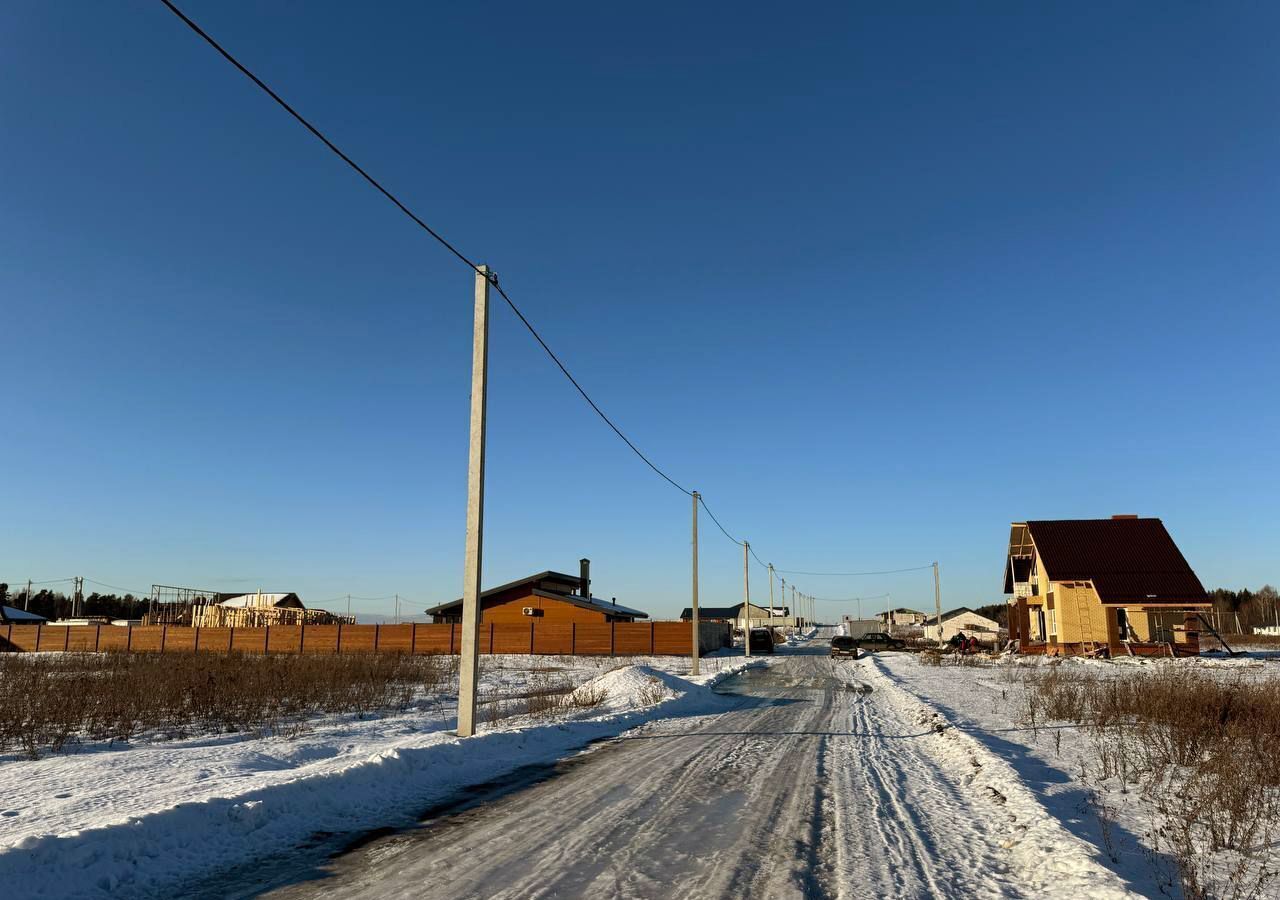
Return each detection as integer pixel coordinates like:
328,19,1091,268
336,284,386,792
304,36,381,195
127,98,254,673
773,565,934,577
696,496,741,545
84,578,148,595
156,1,934,587
812,592,891,603
157,0,693,499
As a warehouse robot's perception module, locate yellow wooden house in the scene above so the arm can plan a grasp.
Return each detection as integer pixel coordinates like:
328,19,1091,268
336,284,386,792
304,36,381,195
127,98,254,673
1004,516,1211,657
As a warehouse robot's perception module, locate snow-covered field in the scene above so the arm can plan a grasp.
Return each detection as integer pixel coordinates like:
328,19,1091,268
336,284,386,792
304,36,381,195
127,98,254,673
876,650,1280,898
0,652,761,899
5,634,1274,899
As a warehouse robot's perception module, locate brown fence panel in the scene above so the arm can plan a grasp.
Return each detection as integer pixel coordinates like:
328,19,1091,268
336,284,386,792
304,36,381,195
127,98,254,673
37,626,70,652
163,627,196,653
572,623,611,655
532,623,573,655
8,625,42,651
491,622,531,655
96,626,130,652
198,627,233,652
129,626,165,653
652,622,692,655
338,625,378,652
412,624,452,654
302,625,340,653
66,626,100,652
614,622,653,656
231,627,268,654
266,626,303,654
377,625,413,654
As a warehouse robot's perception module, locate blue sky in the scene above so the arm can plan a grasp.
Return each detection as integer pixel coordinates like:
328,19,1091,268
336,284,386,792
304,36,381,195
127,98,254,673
2,2,1276,621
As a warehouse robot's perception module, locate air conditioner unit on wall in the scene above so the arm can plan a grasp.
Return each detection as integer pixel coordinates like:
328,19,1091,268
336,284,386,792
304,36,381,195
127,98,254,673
521,607,543,617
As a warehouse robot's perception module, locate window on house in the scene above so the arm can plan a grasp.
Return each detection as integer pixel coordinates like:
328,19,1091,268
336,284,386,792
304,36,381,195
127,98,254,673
1047,607,1057,638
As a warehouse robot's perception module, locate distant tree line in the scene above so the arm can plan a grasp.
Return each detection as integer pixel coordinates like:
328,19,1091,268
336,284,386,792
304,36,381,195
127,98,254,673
0,584,148,621
1207,585,1279,631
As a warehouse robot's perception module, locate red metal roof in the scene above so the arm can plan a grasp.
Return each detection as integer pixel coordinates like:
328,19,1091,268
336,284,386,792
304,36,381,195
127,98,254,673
1026,518,1207,604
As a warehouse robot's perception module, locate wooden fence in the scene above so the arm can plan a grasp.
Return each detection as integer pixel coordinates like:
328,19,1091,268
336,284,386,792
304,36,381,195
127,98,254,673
0,621,730,658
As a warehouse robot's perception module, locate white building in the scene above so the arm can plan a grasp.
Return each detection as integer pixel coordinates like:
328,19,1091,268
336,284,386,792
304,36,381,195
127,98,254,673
922,608,1001,643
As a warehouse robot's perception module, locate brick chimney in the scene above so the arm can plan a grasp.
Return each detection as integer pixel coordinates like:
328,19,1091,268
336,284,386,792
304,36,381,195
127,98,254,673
580,558,590,600
1111,514,1138,519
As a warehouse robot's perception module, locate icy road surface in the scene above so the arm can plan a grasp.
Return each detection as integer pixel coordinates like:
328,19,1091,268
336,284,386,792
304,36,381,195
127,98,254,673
260,644,1134,900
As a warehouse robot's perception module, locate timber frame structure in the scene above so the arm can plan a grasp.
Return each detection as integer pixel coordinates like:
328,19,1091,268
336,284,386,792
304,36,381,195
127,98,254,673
1005,516,1211,658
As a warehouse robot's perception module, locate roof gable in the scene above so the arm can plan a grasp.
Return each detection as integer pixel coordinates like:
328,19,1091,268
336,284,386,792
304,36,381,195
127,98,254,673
1025,518,1206,604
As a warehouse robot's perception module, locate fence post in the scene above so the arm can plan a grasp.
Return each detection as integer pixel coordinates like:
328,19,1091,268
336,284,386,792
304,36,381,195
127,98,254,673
571,622,576,655
336,622,343,653
610,622,615,656
530,620,535,655
93,625,101,652
299,623,306,654
373,624,380,652
650,622,655,655
126,626,133,652
487,621,494,655
228,626,234,654
265,625,271,654
161,626,167,653
63,626,70,651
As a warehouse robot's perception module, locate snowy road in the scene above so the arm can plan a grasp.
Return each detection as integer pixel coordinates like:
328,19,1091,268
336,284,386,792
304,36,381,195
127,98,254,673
257,644,1126,900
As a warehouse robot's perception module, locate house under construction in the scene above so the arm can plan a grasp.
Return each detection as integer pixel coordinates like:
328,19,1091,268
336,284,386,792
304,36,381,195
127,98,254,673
147,585,351,627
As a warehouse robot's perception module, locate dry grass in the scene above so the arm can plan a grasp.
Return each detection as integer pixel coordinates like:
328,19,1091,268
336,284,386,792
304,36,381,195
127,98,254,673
1022,666,1280,898
0,652,452,759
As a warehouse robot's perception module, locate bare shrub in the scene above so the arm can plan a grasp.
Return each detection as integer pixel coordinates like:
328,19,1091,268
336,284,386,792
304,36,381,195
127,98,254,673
1022,666,1280,898
0,652,450,759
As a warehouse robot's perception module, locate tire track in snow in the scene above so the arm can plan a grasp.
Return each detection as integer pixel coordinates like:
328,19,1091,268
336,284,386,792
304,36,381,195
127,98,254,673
260,648,1133,900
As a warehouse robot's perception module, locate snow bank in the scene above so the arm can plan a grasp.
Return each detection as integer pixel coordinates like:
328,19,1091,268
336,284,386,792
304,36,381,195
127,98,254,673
0,658,762,900
856,658,1138,898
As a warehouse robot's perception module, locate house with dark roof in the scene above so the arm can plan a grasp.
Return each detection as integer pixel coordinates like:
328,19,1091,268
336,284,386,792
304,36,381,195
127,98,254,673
1004,516,1210,657
425,560,648,625
677,602,794,628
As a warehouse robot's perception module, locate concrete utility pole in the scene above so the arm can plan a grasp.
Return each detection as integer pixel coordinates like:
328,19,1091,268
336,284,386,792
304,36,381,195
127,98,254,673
347,594,351,619
691,491,700,676
933,562,943,648
395,593,400,624
457,265,493,738
24,579,31,611
779,578,785,622
743,541,751,659
767,564,775,617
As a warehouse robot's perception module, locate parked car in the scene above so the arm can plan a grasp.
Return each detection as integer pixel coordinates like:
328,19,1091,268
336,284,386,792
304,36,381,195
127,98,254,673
853,632,906,652
748,627,775,654
830,635,858,658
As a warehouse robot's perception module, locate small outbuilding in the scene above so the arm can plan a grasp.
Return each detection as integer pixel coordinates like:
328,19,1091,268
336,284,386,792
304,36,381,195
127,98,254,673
922,608,1001,644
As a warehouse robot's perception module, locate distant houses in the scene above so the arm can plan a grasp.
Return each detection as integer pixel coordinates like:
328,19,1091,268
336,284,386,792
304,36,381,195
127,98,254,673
678,602,795,629
425,560,649,625
1004,516,1210,657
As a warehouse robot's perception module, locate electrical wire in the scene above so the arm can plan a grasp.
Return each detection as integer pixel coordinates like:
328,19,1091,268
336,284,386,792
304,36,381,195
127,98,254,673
85,578,149,595
157,0,938,588
773,564,934,577
696,495,741,545
158,0,692,498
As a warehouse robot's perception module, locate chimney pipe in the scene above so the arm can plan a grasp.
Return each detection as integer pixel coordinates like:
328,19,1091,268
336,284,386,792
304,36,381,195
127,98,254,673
580,558,590,600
